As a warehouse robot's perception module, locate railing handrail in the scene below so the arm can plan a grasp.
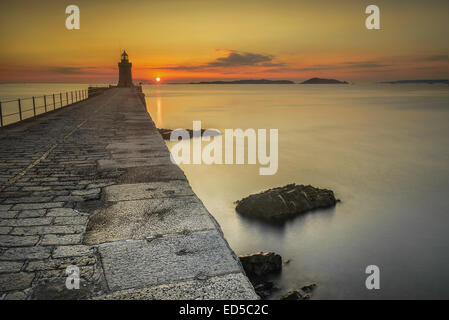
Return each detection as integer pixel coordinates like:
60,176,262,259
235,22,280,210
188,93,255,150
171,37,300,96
0,88,89,128
0,89,86,104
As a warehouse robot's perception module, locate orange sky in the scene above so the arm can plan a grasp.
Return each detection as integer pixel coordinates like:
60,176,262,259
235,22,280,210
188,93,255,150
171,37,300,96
0,0,447,83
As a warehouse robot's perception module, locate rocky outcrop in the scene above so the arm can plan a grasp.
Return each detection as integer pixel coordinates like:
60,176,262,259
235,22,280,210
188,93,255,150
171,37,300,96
239,252,282,277
235,184,338,222
158,128,220,140
239,252,282,299
280,290,304,300
300,77,348,84
253,281,277,299
280,283,317,300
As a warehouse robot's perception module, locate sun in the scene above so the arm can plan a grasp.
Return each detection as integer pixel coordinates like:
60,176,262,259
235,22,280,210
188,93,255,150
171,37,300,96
156,77,161,83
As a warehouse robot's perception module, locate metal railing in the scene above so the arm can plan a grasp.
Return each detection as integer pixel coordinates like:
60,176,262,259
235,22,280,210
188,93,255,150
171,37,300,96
0,89,88,128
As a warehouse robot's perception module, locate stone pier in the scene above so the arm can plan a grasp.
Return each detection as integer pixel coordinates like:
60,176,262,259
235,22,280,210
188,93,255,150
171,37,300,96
0,88,257,300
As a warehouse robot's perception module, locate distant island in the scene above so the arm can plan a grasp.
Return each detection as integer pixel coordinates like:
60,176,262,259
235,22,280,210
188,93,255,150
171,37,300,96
380,79,448,84
185,79,295,84
300,78,349,84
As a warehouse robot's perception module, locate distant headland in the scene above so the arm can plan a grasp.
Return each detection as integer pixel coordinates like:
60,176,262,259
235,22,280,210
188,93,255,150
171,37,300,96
170,79,295,84
300,78,349,84
380,79,448,84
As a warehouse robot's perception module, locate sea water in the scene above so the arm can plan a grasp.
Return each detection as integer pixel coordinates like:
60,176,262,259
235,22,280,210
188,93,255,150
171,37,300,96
144,83,449,299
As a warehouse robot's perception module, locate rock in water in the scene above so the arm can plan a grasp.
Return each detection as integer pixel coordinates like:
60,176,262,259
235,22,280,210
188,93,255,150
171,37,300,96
235,184,338,222
253,281,275,299
280,290,304,300
300,283,317,293
239,252,282,277
279,283,317,300
157,128,220,140
280,290,312,300
300,77,349,84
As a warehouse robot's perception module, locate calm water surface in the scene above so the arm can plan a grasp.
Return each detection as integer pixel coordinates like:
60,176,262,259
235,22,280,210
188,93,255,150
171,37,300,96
0,83,90,101
144,83,449,299
3,83,447,299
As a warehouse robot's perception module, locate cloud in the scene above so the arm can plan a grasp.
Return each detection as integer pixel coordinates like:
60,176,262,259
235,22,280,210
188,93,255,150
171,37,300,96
416,54,448,62
151,50,283,71
49,67,85,74
385,54,448,64
293,61,390,72
47,66,115,76
340,61,390,68
206,51,275,67
149,54,435,76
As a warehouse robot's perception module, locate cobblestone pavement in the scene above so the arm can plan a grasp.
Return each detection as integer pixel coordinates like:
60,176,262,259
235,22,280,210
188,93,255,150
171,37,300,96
0,88,257,300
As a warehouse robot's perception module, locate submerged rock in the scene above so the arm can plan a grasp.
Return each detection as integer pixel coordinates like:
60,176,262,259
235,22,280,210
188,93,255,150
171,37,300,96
300,283,317,293
239,252,282,277
235,184,338,222
280,283,317,300
280,290,304,300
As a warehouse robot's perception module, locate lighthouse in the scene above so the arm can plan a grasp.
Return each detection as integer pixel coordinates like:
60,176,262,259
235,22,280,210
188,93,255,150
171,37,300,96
117,51,133,87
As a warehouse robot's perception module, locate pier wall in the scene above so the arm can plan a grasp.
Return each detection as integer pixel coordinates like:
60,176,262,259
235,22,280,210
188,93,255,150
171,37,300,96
0,88,257,300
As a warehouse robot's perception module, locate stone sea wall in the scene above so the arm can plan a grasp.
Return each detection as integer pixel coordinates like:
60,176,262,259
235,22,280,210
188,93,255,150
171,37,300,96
0,87,257,300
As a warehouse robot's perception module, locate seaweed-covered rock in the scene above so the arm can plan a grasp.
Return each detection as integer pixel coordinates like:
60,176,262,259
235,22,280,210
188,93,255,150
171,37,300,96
235,184,338,221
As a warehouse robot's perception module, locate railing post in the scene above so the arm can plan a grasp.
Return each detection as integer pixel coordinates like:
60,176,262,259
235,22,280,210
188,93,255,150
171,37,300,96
32,96,36,117
76,91,78,102
18,99,22,121
53,94,55,110
44,95,47,112
60,93,62,108
0,102,3,127
71,92,73,104
66,92,68,106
